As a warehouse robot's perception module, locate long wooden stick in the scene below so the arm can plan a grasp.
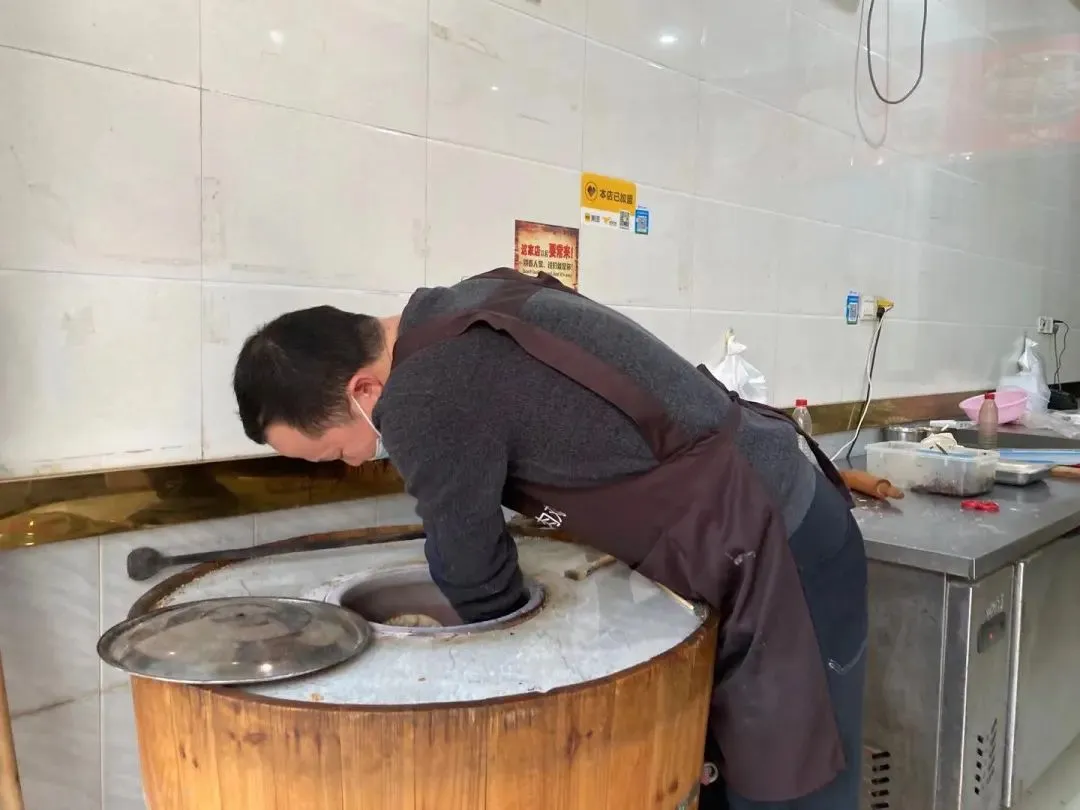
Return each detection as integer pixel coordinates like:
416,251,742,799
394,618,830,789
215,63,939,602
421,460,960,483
563,554,617,581
0,654,24,810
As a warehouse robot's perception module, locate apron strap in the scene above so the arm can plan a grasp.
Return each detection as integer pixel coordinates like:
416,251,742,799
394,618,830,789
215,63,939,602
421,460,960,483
696,364,854,507
393,269,694,461
480,267,579,294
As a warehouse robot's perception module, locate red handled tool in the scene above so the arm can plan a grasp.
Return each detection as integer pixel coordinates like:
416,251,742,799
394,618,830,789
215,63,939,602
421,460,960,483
961,500,1000,513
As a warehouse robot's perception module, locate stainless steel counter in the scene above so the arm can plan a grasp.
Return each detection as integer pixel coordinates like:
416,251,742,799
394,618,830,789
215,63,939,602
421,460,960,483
951,422,1080,451
850,458,1080,809
852,467,1080,579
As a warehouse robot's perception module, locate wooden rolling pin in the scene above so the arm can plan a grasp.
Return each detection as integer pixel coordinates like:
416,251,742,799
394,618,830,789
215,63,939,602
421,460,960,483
839,469,905,501
1051,466,1080,480
0,653,25,810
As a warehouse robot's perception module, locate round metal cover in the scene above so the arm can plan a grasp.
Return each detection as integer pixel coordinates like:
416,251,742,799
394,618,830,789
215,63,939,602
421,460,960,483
97,596,372,685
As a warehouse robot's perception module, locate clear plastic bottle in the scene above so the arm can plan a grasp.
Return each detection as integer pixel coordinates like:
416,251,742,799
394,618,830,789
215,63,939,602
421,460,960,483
977,392,999,450
793,399,813,436
793,399,816,461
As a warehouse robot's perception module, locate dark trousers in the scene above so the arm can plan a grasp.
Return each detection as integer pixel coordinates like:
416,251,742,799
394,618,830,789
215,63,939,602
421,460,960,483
700,473,868,810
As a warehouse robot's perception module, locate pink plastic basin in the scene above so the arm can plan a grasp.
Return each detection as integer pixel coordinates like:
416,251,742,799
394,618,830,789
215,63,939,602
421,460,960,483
960,388,1028,424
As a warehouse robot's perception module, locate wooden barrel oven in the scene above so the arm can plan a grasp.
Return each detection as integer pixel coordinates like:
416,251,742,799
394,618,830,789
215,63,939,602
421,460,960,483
125,527,718,809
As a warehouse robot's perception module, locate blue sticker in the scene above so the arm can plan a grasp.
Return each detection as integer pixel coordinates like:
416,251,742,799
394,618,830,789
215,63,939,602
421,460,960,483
634,207,650,235
845,292,860,325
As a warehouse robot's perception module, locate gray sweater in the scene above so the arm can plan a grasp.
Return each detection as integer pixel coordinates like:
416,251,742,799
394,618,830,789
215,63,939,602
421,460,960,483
374,276,817,622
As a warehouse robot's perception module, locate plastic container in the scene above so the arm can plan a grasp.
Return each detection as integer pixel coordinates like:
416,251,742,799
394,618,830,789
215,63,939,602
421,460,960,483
977,393,999,449
865,441,999,497
959,388,1026,424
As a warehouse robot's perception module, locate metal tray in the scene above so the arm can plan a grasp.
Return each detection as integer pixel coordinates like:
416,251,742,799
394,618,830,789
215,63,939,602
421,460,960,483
995,461,1053,487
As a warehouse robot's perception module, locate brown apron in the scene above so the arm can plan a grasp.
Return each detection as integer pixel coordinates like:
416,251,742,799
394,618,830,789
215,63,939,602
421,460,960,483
392,269,853,802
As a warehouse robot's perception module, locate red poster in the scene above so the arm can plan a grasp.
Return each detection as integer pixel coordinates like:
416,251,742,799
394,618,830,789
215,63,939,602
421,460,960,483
513,221,579,290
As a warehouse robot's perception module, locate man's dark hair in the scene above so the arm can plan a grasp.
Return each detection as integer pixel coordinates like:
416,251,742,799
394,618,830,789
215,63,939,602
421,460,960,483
233,306,385,443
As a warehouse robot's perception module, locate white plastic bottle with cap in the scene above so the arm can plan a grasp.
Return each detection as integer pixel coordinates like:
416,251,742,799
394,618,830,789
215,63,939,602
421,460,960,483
793,399,816,461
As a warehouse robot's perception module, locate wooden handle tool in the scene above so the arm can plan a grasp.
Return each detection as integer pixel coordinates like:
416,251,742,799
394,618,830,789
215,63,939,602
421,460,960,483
0,653,25,810
563,554,618,581
127,515,549,581
127,527,426,581
1051,466,1080,480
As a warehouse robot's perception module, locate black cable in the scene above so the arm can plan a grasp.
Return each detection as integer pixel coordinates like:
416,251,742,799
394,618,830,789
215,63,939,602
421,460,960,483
846,313,887,462
1053,331,1060,386
866,0,929,105
1062,323,1070,379
1054,320,1070,388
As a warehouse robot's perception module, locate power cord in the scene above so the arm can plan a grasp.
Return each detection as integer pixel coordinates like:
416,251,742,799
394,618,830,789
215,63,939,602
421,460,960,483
1053,320,1070,388
865,0,929,105
831,304,893,463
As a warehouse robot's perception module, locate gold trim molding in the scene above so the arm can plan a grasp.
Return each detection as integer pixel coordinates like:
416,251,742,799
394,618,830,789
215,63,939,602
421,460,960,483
0,389,979,551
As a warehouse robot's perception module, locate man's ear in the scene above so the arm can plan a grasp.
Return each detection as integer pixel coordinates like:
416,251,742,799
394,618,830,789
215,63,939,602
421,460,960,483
347,372,382,401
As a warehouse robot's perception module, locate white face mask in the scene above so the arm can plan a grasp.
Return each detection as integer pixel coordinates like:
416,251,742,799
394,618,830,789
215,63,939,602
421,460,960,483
350,395,388,461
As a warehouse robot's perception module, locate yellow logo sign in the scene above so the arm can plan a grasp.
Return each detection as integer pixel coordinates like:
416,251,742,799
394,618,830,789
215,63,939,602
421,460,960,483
580,172,637,214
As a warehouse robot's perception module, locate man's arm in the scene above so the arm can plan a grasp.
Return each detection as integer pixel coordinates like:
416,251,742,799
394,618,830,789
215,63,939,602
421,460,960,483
379,390,526,623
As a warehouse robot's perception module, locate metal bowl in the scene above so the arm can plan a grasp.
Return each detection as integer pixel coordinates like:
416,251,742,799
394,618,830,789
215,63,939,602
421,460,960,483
882,424,932,443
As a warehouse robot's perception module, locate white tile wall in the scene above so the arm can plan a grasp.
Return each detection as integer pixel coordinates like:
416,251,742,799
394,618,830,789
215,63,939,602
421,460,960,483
0,271,202,477
1,0,1079,483
252,499,378,543
0,48,201,282
13,694,102,810
429,0,586,166
0,538,100,715
200,93,428,291
0,0,199,83
200,0,429,134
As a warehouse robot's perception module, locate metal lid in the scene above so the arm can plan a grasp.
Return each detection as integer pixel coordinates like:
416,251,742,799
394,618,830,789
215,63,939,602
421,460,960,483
97,596,372,685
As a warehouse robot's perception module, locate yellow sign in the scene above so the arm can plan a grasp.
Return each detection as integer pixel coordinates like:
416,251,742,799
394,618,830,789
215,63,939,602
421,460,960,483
580,172,637,214
514,221,579,290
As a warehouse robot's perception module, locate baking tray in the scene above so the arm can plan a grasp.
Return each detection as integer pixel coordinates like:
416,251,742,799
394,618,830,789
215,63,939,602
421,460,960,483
995,461,1053,486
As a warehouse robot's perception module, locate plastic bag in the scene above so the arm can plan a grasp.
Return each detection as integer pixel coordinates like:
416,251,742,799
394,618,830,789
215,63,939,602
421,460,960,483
1020,410,1080,439
704,329,768,404
999,336,1050,415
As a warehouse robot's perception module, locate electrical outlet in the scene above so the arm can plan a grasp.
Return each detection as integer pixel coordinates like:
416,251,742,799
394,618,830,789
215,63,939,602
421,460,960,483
859,299,878,321
1037,316,1054,335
